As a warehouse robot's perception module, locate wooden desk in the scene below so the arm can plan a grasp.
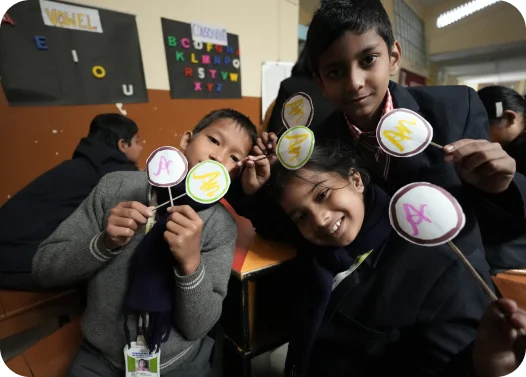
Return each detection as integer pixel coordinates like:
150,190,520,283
221,200,296,377
493,271,526,310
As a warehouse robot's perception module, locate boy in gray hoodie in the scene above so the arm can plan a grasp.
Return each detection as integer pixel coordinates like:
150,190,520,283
32,109,260,377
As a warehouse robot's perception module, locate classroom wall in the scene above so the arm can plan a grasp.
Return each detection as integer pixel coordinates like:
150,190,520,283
426,1,526,55
0,0,299,206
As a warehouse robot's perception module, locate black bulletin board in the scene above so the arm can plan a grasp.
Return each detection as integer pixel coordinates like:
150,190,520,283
161,18,241,99
0,0,147,106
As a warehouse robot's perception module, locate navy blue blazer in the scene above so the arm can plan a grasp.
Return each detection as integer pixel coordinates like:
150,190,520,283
285,232,492,377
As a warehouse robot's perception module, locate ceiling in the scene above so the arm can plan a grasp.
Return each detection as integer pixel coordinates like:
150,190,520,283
415,0,444,6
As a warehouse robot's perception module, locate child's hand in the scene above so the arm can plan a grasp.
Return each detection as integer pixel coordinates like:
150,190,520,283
240,132,278,195
473,298,526,377
104,201,154,250
164,205,203,275
444,139,516,194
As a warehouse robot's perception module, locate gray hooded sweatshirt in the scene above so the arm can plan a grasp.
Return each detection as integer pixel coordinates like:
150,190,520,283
32,171,237,373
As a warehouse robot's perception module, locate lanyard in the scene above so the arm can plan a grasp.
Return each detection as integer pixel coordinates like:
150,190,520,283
332,249,373,291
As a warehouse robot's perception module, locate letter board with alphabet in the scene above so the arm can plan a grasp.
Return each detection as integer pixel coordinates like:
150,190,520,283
0,0,147,106
161,18,241,99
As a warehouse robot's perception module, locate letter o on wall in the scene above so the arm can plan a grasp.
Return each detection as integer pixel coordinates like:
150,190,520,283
92,65,106,79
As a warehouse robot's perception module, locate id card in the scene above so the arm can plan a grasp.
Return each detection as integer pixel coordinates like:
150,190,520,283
124,342,160,377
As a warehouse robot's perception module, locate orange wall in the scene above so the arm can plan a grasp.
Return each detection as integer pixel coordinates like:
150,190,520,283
0,89,260,206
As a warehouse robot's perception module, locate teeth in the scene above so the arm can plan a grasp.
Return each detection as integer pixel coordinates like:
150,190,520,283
328,219,342,235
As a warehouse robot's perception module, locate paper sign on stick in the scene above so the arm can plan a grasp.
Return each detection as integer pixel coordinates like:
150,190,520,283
282,92,314,129
377,109,433,157
277,126,315,170
186,160,231,204
389,182,465,246
146,147,188,187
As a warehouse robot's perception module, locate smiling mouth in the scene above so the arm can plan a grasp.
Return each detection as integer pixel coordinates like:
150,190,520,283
324,217,344,238
346,95,370,104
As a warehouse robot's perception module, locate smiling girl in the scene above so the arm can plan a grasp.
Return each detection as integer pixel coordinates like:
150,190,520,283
267,140,492,377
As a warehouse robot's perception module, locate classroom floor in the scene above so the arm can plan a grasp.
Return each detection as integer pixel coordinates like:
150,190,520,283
251,344,288,377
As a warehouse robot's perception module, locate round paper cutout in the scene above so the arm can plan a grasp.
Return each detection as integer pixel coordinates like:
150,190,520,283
277,126,315,170
185,160,231,204
389,182,465,247
146,147,188,187
281,92,314,129
376,109,433,157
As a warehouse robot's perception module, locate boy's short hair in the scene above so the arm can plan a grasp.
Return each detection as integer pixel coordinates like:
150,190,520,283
88,113,139,149
306,0,395,75
192,109,257,145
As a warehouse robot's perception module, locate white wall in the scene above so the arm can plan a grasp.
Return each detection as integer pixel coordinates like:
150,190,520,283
69,0,299,97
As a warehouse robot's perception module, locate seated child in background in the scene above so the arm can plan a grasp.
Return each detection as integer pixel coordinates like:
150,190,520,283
477,86,526,180
0,113,142,291
256,140,491,377
32,109,258,377
475,86,526,270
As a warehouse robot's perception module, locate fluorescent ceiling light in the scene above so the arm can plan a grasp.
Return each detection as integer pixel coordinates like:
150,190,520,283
437,0,501,28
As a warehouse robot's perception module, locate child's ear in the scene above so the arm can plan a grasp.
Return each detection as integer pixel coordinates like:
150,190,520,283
179,131,193,151
503,110,518,127
349,170,365,194
118,139,129,153
389,41,402,76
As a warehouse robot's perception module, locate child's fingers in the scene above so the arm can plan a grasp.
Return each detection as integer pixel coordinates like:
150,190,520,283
256,137,267,154
498,298,519,316
253,145,265,156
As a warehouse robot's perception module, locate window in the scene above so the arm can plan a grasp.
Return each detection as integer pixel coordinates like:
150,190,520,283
394,0,427,68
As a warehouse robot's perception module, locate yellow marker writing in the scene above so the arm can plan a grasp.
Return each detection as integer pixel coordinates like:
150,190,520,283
193,171,220,197
286,133,308,161
382,118,417,152
285,99,305,123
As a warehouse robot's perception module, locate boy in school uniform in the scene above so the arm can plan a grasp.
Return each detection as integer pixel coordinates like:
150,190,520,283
231,0,526,262
0,113,142,291
32,109,258,377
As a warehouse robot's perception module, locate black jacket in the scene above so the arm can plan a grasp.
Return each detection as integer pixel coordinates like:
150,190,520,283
228,82,526,266
287,232,491,377
267,76,336,135
0,138,137,283
481,132,526,270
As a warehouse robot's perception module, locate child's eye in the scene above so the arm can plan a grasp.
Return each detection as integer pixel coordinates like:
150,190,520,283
316,189,330,202
292,213,305,224
363,55,378,66
208,136,219,145
231,155,240,163
328,69,343,78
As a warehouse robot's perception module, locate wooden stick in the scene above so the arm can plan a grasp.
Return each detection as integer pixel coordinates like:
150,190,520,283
153,193,187,211
448,243,526,336
429,141,444,149
168,187,174,207
239,153,276,165
447,241,499,301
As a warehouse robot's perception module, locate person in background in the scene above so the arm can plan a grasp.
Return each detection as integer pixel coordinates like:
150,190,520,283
0,113,142,291
264,47,336,134
475,86,526,271
477,86,526,174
